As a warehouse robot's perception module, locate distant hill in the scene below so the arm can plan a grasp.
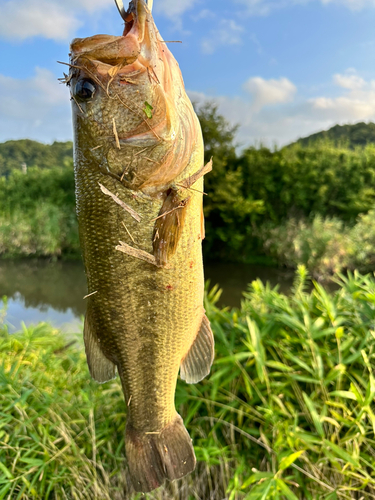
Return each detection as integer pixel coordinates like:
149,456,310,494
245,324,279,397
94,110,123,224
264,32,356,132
294,122,375,148
2,121,375,178
0,140,73,177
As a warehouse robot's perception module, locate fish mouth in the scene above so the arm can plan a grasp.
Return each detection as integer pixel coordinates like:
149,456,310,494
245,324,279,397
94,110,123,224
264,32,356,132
122,0,148,47
70,0,152,70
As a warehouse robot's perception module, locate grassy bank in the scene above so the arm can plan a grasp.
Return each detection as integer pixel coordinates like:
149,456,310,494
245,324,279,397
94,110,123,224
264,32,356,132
2,269,375,498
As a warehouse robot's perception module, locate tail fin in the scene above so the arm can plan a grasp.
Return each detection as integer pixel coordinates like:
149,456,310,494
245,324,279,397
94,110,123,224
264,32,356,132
125,414,196,493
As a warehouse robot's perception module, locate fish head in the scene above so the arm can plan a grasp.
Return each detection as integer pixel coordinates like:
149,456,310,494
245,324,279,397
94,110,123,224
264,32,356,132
69,0,202,193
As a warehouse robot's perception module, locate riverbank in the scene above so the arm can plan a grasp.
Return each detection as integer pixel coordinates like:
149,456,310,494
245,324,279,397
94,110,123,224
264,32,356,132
2,268,375,499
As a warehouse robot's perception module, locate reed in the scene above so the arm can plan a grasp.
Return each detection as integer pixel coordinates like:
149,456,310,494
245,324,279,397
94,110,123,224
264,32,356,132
1,268,375,499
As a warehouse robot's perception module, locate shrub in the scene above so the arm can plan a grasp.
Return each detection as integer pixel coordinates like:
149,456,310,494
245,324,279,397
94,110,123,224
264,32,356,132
259,216,354,279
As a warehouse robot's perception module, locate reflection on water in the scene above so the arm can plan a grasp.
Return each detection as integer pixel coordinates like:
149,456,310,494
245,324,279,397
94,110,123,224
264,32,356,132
0,259,293,333
205,262,294,307
0,260,86,333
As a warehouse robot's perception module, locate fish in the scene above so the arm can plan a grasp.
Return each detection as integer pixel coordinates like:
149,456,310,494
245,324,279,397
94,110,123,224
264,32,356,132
68,0,214,493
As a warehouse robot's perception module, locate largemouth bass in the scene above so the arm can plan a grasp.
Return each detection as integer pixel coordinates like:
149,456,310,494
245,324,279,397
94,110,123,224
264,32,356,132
68,0,214,493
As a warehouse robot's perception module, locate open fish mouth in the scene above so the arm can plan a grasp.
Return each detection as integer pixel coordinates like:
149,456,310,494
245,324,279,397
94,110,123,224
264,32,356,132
70,0,153,70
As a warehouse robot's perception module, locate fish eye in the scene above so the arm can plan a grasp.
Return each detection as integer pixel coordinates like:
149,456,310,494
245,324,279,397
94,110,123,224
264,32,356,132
74,79,96,100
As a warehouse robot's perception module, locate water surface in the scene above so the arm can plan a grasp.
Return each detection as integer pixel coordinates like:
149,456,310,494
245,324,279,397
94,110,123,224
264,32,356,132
0,260,293,333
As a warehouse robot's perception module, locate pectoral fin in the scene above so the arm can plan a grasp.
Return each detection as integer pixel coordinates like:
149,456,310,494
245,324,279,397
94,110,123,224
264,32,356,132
180,314,214,384
84,303,117,383
152,189,190,267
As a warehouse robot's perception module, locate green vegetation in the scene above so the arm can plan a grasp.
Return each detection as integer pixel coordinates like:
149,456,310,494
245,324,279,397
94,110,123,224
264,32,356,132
259,209,375,280
200,109,375,265
2,111,375,277
294,122,375,149
3,269,375,498
0,167,79,258
0,140,73,178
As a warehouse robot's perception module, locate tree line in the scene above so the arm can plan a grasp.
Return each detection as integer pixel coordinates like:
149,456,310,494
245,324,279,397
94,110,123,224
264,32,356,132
1,104,375,272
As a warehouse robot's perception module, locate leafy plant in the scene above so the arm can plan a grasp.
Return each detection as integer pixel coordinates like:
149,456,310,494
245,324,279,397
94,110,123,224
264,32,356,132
3,270,375,498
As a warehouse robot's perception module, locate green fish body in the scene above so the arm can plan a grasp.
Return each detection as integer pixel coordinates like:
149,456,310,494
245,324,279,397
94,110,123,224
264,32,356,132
69,0,214,492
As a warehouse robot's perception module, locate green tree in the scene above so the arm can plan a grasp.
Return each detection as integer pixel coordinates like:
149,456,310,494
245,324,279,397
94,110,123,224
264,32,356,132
0,140,73,177
196,102,264,261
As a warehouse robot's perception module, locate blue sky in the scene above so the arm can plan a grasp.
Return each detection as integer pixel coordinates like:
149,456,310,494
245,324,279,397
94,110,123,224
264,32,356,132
1,0,375,147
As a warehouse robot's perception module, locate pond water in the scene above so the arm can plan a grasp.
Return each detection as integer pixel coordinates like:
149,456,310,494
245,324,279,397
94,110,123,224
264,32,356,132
0,259,293,333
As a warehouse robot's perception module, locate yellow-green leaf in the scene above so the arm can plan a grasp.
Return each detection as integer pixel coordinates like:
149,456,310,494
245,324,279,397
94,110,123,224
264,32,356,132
303,392,324,438
323,439,359,467
143,101,153,119
279,450,305,471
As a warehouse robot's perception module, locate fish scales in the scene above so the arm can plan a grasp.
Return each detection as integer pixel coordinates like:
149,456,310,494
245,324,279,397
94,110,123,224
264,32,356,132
69,0,214,493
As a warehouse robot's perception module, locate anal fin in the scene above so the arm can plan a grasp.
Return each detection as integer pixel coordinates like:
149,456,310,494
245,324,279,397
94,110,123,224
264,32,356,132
84,303,117,383
180,314,214,384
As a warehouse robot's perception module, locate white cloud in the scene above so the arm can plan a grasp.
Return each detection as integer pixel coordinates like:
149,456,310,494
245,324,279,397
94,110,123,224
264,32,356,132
243,77,297,111
189,70,375,147
309,87,375,121
333,69,365,90
201,20,244,55
0,0,111,42
0,68,72,143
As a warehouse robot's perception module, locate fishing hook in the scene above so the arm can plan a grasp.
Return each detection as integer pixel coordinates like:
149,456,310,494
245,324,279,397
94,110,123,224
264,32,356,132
114,0,153,19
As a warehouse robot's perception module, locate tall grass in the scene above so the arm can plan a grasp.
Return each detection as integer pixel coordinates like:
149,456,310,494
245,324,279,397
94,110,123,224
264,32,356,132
0,205,80,258
2,269,375,498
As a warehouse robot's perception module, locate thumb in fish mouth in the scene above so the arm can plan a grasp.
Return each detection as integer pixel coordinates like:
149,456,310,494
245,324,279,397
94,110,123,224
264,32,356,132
114,0,154,20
